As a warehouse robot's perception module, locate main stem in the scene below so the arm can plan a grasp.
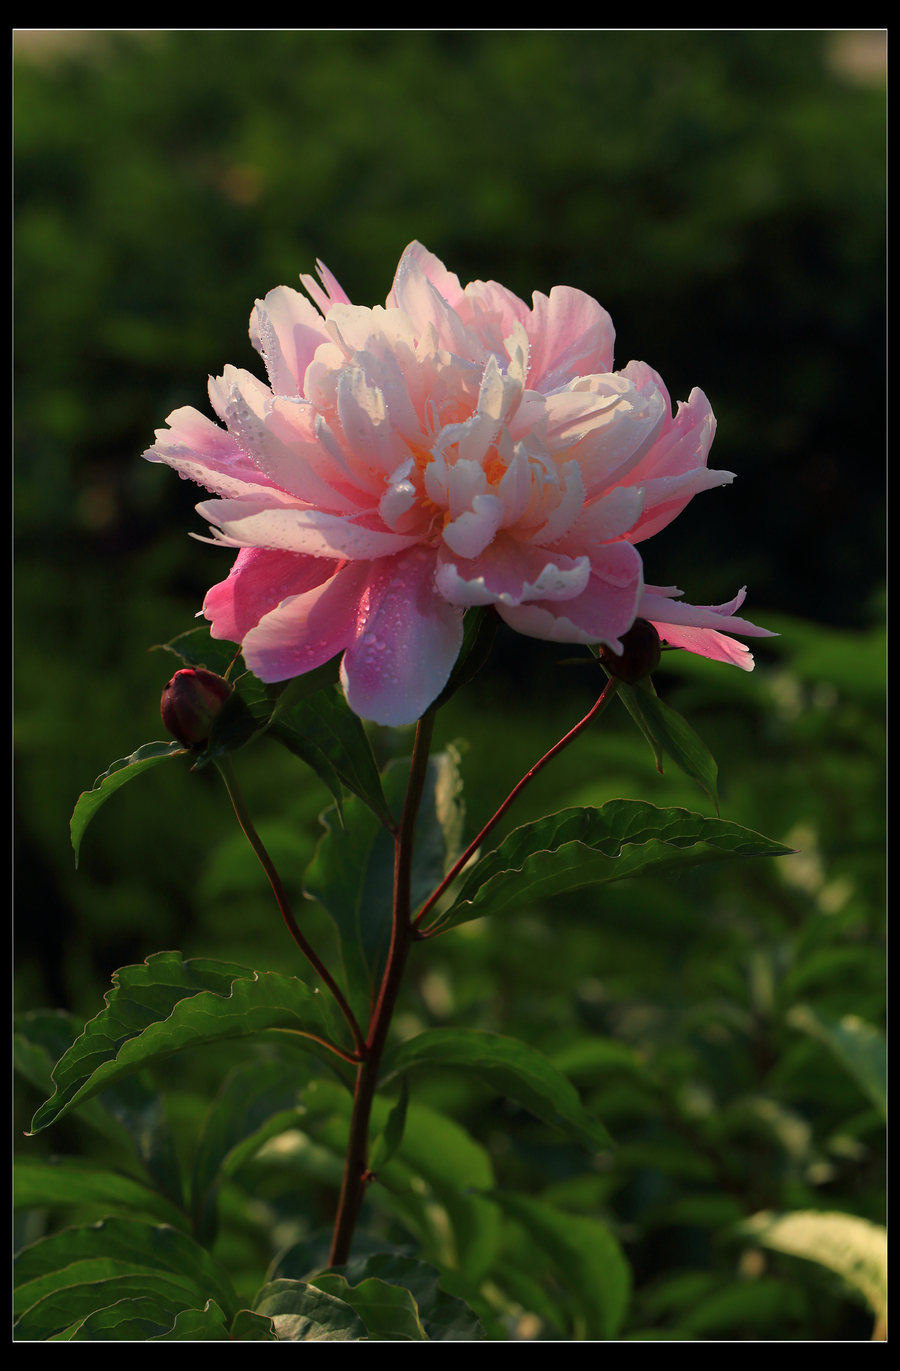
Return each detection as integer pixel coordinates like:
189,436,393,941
328,710,436,1267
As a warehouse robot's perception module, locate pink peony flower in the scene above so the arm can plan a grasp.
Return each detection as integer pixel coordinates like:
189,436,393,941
144,242,774,725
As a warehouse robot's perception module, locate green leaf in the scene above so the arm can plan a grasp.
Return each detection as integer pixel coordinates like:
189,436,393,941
189,687,264,770
433,801,795,932
14,1272,197,1340
589,645,665,773
151,626,242,677
369,1075,409,1173
150,1299,230,1340
739,1210,886,1320
621,679,719,811
253,1279,367,1340
59,1297,177,1340
321,1255,485,1340
678,1277,800,1336
14,1215,240,1323
266,720,347,827
14,1158,188,1231
70,742,186,867
786,1005,886,1119
280,686,394,829
379,1028,613,1152
487,1193,631,1339
311,1274,428,1340
305,753,462,1016
230,1308,279,1340
28,953,345,1135
386,1103,500,1282
15,1011,184,1204
190,1059,318,1246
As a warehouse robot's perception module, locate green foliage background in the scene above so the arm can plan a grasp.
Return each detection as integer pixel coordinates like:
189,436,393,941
15,31,884,1339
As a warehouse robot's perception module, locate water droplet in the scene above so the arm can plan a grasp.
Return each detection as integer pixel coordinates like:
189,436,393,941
375,640,386,651
362,632,377,644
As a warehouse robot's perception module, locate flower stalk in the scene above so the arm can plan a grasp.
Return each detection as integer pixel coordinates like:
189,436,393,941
214,755,366,1061
328,709,436,1267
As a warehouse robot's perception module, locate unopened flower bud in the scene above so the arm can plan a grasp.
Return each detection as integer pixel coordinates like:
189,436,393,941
161,668,232,749
599,618,661,684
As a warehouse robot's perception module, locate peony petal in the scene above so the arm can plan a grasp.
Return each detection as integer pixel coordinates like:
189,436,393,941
526,286,616,392
249,286,333,396
638,587,777,638
194,499,421,559
240,560,371,682
436,535,590,607
497,540,644,651
203,547,341,642
339,547,465,726
144,407,288,501
647,622,759,670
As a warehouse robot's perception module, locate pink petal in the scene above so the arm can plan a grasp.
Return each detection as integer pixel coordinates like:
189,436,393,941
387,242,465,312
647,623,759,670
240,560,371,681
249,286,333,396
526,286,616,393
203,547,341,642
144,407,285,501
194,499,421,559
497,541,644,651
339,548,465,726
436,535,590,607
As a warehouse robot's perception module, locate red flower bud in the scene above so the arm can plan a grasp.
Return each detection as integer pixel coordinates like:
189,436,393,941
161,668,232,749
599,618,661,684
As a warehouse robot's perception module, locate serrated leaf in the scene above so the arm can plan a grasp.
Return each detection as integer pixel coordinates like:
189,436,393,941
311,1274,428,1339
14,1158,189,1231
150,1299,230,1339
786,1006,886,1119
488,1193,631,1339
380,1028,613,1152
230,1308,279,1340
14,1215,239,1323
432,801,794,932
15,1011,184,1203
319,1255,485,1341
28,953,345,1135
740,1210,886,1319
70,742,186,867
253,1279,367,1340
14,1272,196,1340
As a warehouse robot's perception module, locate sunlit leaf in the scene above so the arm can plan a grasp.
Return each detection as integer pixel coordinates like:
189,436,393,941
432,801,794,932
740,1211,886,1321
28,953,347,1135
70,742,186,867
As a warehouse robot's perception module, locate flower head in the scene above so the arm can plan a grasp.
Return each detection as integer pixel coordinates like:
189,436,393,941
145,243,774,725
161,667,232,749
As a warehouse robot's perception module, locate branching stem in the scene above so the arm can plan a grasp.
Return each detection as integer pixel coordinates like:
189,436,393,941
414,674,621,936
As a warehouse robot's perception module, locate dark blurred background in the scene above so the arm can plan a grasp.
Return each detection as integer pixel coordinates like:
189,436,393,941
15,30,885,1016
